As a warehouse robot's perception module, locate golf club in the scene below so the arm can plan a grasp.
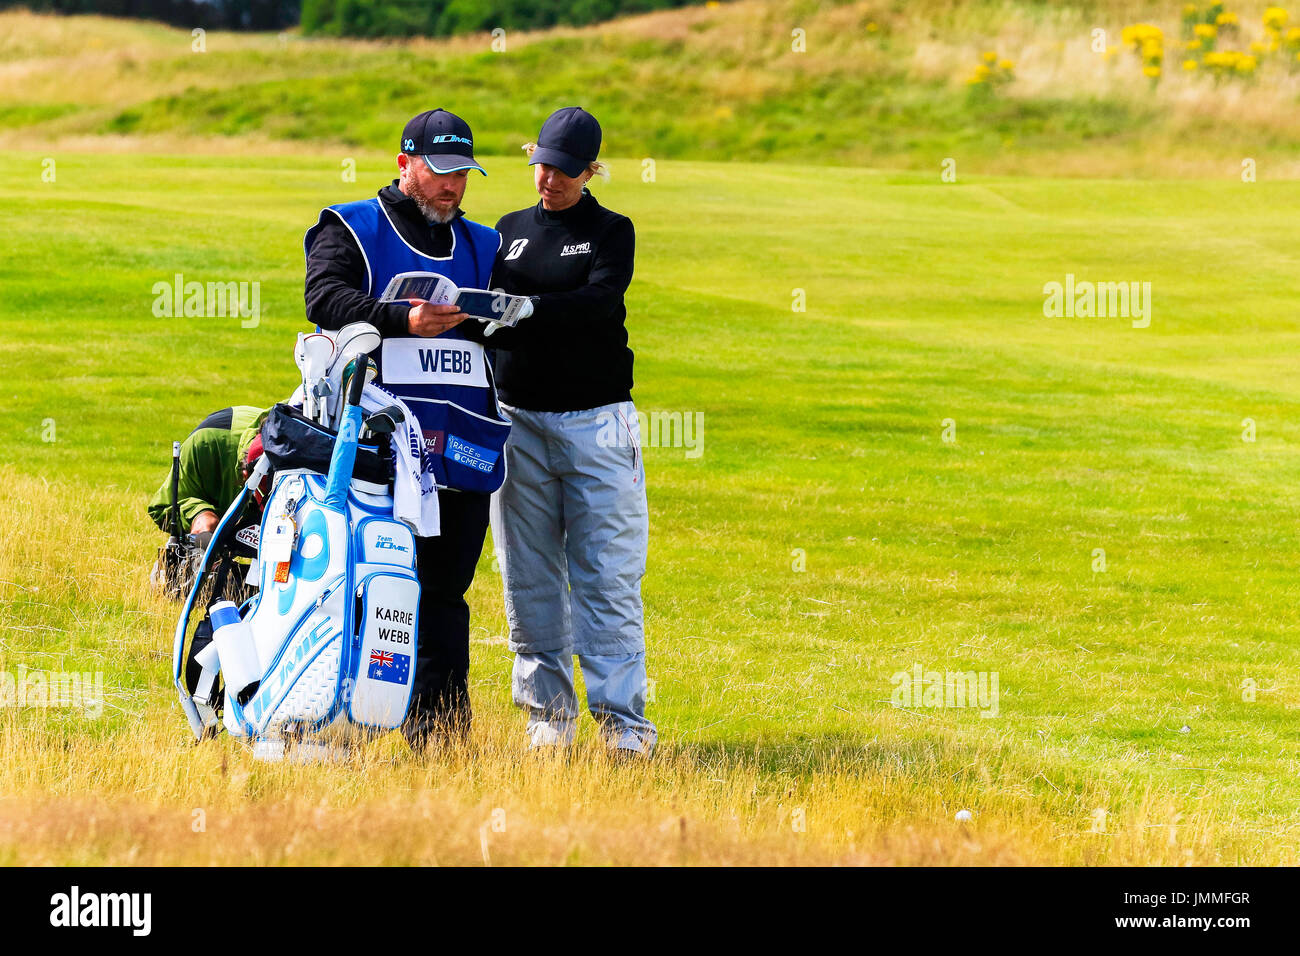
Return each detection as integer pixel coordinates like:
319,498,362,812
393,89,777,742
312,379,334,427
360,404,405,440
322,322,381,427
299,332,334,420
338,356,379,428
293,333,311,415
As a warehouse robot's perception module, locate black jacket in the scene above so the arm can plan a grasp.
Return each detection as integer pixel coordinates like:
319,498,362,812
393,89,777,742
480,189,636,412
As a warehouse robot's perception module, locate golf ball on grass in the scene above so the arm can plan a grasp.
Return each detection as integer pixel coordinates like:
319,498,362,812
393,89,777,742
955,809,973,822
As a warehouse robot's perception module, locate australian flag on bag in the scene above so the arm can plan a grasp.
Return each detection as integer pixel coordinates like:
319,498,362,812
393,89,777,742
368,649,411,685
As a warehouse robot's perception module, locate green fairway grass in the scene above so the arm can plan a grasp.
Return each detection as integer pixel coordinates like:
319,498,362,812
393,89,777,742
2,144,1299,864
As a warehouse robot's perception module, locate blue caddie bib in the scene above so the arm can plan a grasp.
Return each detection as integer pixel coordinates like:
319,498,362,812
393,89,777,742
305,198,509,494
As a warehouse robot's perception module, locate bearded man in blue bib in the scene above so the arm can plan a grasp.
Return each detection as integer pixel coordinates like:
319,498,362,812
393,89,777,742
304,108,507,746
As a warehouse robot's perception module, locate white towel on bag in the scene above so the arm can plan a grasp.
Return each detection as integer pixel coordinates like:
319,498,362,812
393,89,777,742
359,384,440,537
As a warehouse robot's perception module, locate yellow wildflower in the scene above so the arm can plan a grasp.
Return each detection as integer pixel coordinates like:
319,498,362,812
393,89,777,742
1202,50,1242,72
1194,23,1217,38
1122,24,1163,48
982,51,998,63
1182,58,1199,69
1143,64,1161,77
1263,7,1289,30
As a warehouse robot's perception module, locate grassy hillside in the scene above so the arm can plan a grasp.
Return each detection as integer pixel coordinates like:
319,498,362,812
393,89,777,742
3,2,1300,176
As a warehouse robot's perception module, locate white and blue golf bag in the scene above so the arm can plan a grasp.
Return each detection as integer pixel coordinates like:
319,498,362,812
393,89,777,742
173,357,422,757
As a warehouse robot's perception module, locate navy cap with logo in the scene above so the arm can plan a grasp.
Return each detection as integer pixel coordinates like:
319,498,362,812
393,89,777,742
529,107,601,178
401,108,486,176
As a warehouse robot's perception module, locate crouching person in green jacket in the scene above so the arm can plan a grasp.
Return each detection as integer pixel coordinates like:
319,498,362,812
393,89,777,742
148,406,269,696
148,405,269,539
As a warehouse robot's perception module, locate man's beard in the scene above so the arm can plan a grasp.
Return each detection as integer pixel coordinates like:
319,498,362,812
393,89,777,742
407,179,460,223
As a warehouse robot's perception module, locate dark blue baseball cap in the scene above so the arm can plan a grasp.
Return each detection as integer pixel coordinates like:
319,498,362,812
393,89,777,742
530,107,601,178
401,108,486,176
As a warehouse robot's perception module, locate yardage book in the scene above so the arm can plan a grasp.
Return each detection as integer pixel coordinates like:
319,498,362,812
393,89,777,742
378,271,532,328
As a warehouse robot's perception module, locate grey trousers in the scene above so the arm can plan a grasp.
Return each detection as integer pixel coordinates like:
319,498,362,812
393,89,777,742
490,400,656,754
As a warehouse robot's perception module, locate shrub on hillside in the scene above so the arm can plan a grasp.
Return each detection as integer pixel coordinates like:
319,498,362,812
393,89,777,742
0,0,299,30
299,0,701,38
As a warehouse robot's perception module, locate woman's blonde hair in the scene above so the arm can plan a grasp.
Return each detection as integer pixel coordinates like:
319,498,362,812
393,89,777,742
522,142,609,180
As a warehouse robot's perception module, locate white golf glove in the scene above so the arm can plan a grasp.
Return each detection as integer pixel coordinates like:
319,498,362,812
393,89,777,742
483,296,534,337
